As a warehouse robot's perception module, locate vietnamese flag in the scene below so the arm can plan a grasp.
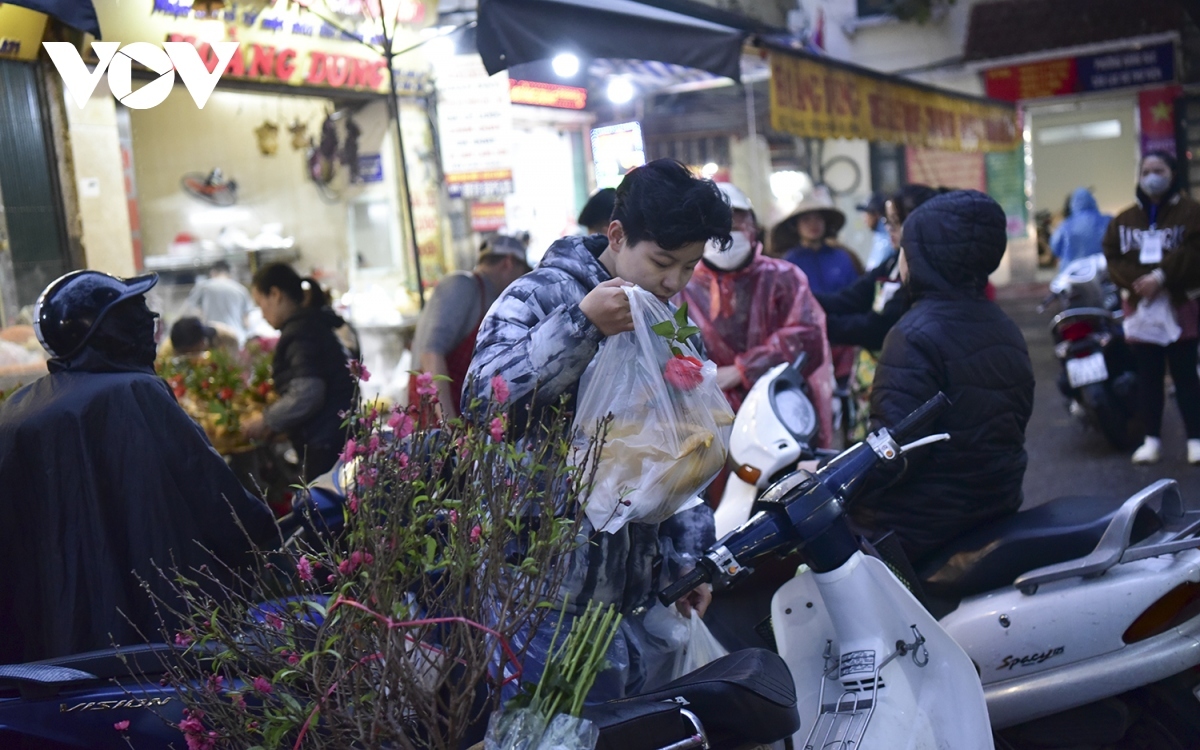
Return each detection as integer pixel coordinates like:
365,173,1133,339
1139,86,1181,158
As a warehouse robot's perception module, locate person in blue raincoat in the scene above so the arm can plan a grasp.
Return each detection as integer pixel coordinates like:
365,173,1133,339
1051,188,1111,266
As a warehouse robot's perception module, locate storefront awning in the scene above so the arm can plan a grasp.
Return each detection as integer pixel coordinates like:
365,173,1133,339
764,39,1020,154
477,0,747,83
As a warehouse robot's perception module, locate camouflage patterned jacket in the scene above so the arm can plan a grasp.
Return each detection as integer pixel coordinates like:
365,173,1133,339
463,234,714,615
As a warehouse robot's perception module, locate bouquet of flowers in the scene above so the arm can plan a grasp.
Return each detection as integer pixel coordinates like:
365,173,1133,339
157,339,277,454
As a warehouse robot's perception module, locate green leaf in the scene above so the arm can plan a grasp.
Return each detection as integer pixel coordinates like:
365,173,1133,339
674,302,689,327
676,325,700,340
650,320,676,338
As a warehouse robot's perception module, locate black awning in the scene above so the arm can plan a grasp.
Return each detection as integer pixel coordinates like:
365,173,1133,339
477,0,747,83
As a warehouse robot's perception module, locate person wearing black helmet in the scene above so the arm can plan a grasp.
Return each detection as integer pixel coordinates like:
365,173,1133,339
0,270,278,665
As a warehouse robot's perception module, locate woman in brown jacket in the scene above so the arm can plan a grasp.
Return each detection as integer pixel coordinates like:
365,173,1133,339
1103,151,1200,464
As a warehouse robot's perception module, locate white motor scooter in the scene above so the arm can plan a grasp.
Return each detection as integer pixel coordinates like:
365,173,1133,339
710,363,1200,746
664,393,996,749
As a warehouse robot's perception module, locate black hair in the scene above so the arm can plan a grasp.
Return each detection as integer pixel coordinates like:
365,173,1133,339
170,317,212,351
578,187,617,230
890,184,942,224
251,263,327,309
612,159,732,252
211,260,231,274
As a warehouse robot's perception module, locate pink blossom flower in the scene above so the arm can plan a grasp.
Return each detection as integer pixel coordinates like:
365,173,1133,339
114,720,130,732
180,710,215,750
415,371,437,398
388,409,414,439
367,434,381,455
286,651,300,665
348,494,360,514
340,438,357,464
338,559,355,576
296,556,313,582
350,550,374,567
664,355,704,391
252,676,273,694
470,525,482,544
265,613,284,631
174,632,193,647
206,674,225,692
490,417,505,442
491,375,511,404
327,574,336,583
397,452,410,469
348,360,371,382
449,510,458,524
358,467,379,489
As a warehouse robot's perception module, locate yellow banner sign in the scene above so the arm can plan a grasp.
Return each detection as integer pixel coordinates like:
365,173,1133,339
769,51,1019,153
0,4,48,62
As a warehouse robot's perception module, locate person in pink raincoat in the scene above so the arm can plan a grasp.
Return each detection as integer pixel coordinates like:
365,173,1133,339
678,183,834,451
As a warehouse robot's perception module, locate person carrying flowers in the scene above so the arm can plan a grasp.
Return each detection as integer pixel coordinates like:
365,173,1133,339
464,159,732,701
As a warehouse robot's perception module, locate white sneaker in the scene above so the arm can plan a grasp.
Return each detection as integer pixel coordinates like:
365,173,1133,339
1189,440,1200,465
1132,437,1162,465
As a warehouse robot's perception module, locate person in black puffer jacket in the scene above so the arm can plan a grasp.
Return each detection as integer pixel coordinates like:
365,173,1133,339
850,190,1035,563
242,263,356,480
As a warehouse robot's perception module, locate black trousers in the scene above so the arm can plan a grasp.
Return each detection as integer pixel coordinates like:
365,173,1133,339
1131,341,1200,439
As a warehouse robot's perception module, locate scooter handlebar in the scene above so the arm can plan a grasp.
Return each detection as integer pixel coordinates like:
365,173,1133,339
657,560,714,607
889,392,951,445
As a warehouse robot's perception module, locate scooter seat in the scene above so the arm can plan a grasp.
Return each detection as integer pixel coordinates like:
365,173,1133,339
595,648,799,744
30,643,175,682
917,495,1161,602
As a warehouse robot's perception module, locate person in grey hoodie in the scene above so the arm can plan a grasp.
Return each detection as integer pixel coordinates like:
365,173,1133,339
464,159,732,699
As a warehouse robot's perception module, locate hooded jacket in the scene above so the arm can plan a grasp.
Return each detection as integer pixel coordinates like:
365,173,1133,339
268,307,356,454
850,190,1035,563
465,235,714,617
1051,188,1111,265
0,347,277,664
1103,184,1200,307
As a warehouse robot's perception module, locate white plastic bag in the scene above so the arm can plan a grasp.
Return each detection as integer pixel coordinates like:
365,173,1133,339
1123,295,1181,346
574,287,734,533
675,610,728,679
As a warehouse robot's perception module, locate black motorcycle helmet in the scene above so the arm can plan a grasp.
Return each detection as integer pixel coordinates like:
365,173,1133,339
33,270,158,358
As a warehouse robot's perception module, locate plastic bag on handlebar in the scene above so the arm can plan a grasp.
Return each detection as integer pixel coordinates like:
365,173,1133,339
574,287,734,533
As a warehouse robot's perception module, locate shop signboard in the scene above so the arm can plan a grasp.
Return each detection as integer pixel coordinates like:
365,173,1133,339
905,148,986,191
591,122,646,189
400,101,447,283
435,55,514,199
91,0,434,96
0,4,48,62
508,79,587,110
769,51,1019,154
470,202,507,232
985,148,1028,239
1138,86,1181,158
983,42,1176,102
357,153,384,183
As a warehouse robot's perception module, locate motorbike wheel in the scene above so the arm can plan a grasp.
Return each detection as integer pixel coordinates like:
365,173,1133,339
1079,383,1143,451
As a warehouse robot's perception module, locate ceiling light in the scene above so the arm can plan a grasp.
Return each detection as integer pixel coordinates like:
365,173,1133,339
607,77,635,104
552,53,580,78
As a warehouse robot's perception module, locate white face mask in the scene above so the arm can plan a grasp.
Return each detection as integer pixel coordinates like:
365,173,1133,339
1140,172,1171,198
704,231,754,271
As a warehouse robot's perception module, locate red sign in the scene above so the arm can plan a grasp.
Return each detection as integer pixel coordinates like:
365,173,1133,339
508,79,587,110
471,202,507,232
1139,86,1181,157
168,33,389,92
984,59,1078,102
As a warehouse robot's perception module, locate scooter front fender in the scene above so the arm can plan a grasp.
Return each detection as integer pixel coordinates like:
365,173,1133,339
773,553,993,749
